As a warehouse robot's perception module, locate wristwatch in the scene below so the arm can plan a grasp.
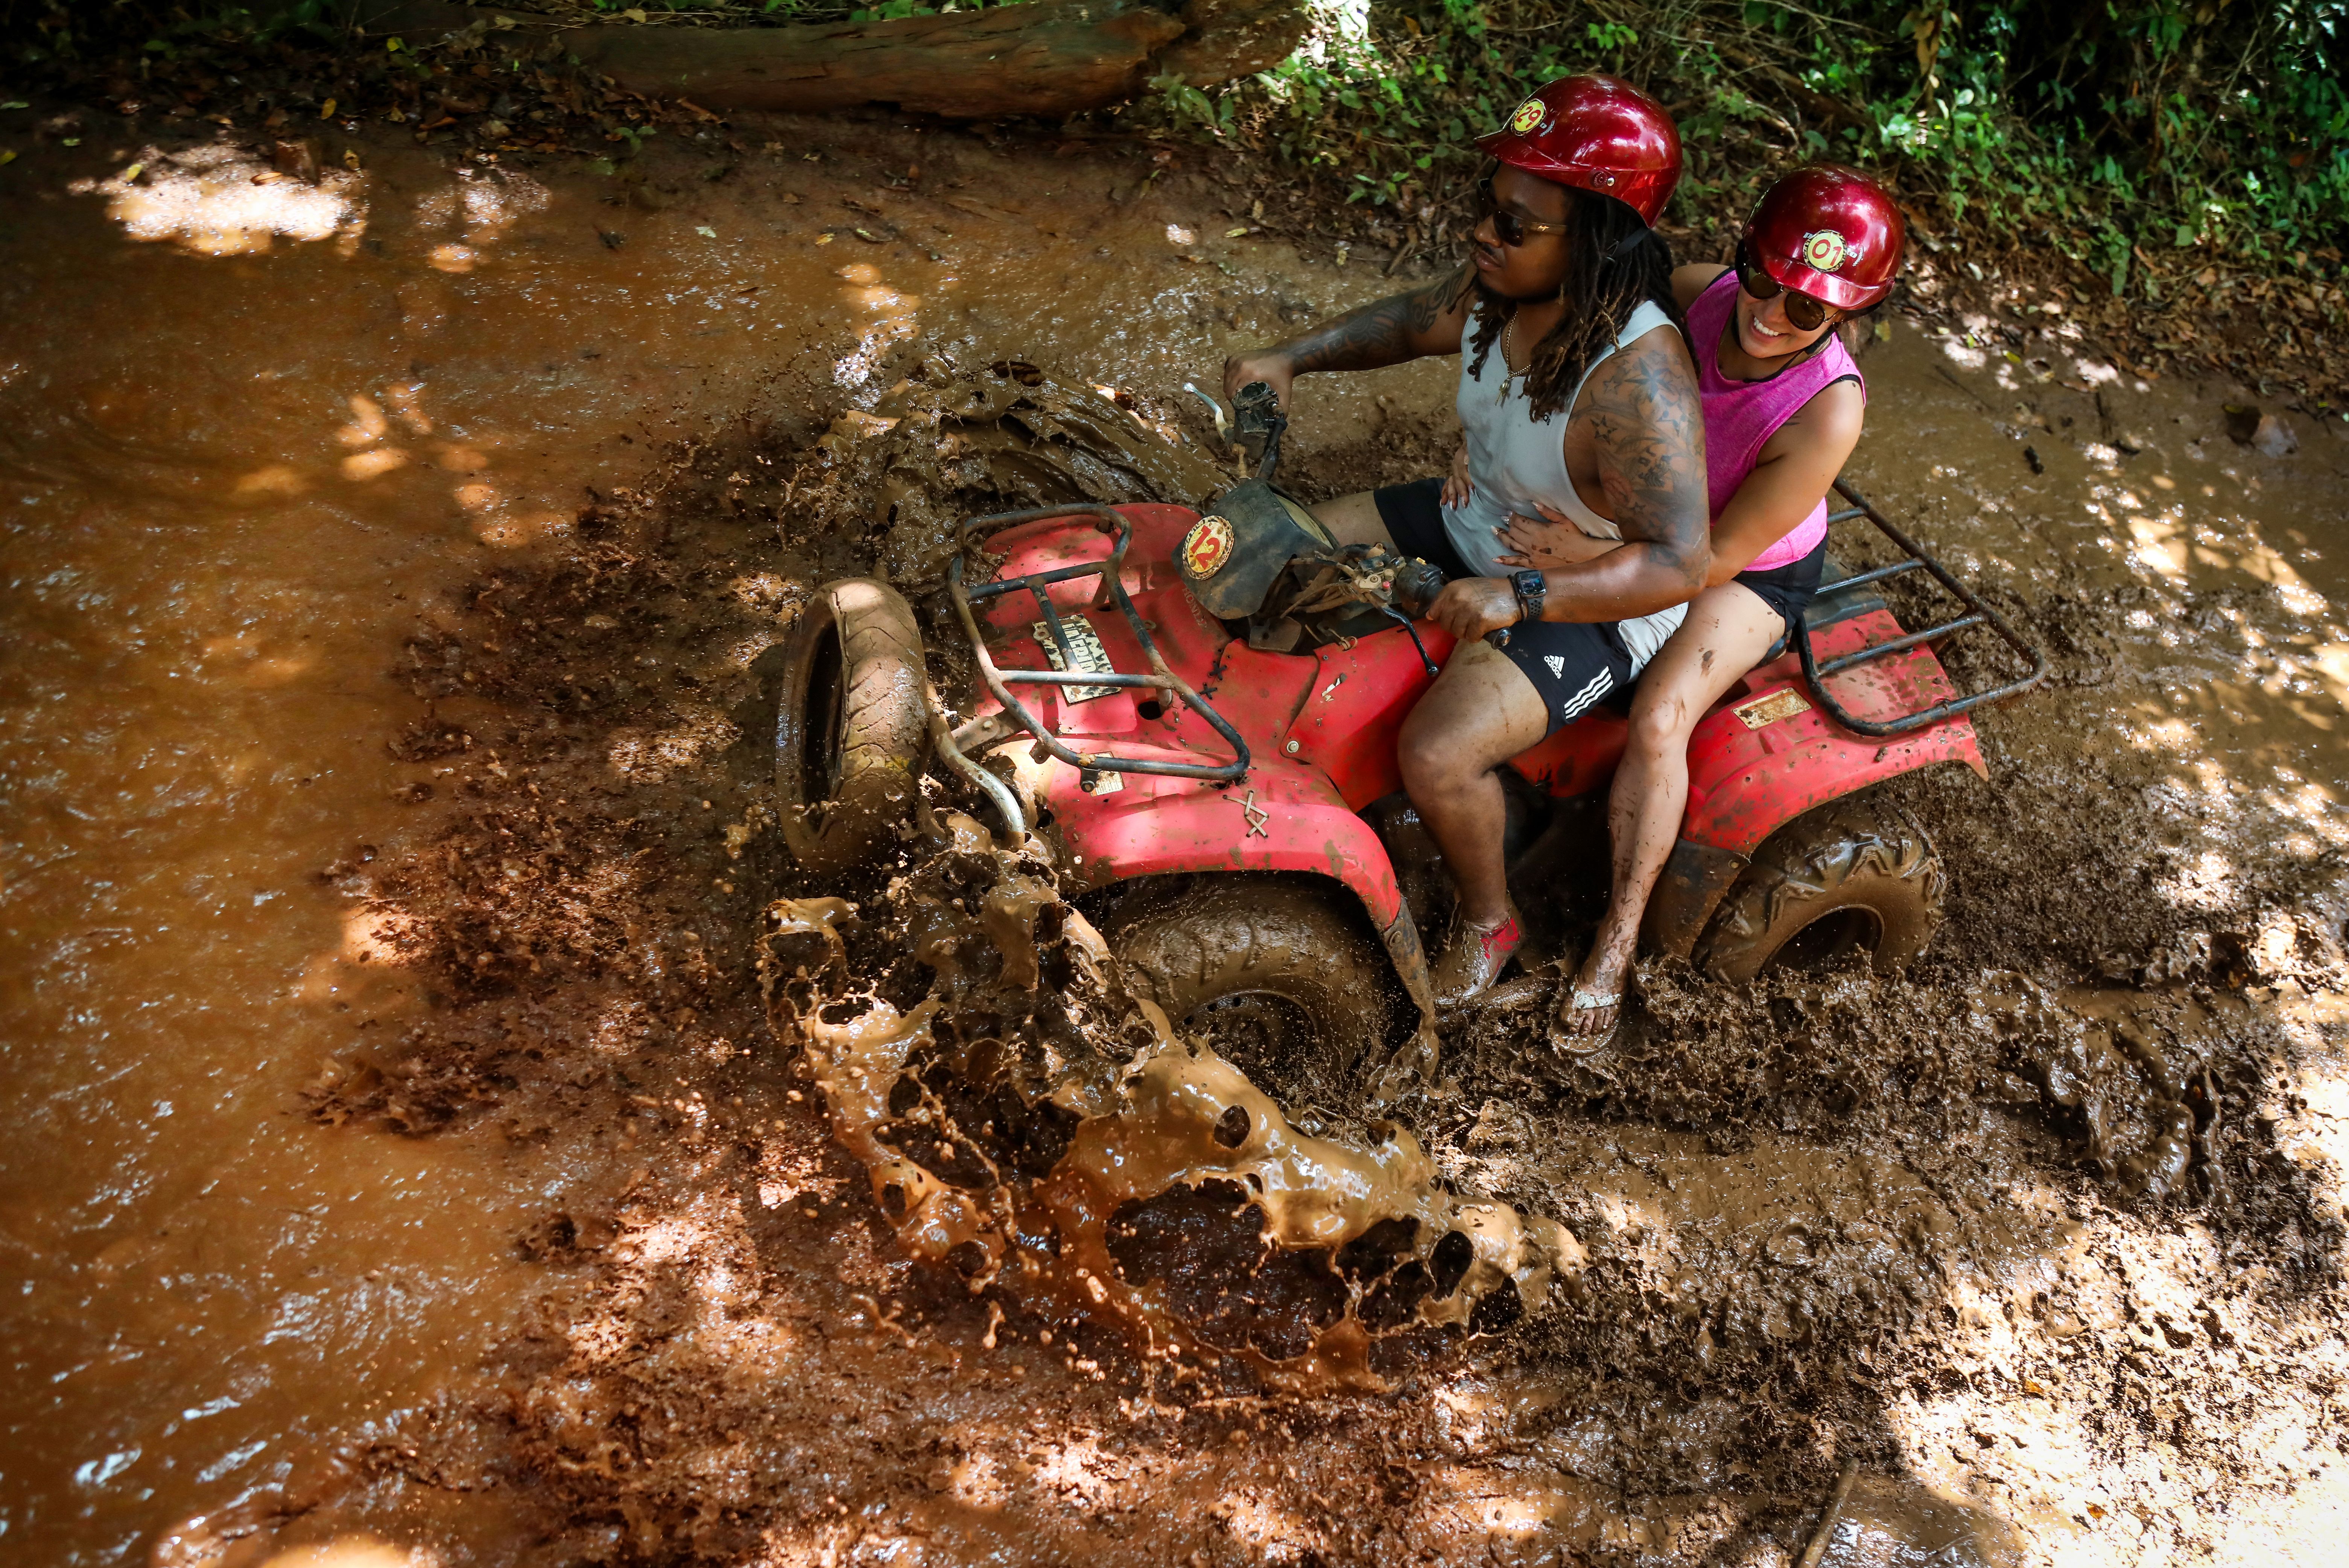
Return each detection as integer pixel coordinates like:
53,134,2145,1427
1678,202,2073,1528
1509,569,1547,626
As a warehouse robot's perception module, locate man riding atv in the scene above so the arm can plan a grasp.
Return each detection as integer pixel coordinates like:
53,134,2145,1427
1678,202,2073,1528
1222,74,1709,1011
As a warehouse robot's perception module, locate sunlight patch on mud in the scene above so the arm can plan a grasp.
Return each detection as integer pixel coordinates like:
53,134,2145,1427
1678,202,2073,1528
233,464,310,499
338,395,391,448
721,630,785,668
831,264,924,388
341,448,409,481
607,709,741,784
414,169,550,274
341,907,420,966
727,573,799,614
260,1539,440,1568
79,144,366,256
475,508,572,549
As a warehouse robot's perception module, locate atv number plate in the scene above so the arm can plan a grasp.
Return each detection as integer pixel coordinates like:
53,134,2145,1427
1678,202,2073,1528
1031,614,1118,703
1733,686,1813,730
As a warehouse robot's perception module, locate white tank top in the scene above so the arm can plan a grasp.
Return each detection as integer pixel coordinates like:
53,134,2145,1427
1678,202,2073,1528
1440,299,1688,671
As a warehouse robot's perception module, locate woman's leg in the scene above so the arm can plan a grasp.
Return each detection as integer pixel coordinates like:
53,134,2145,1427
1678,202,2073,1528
1561,584,1787,1040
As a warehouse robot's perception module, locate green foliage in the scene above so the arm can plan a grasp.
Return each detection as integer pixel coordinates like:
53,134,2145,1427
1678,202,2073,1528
1158,0,2349,289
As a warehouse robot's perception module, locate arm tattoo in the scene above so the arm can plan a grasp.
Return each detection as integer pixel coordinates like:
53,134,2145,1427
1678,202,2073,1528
1283,265,1474,375
1584,336,1710,590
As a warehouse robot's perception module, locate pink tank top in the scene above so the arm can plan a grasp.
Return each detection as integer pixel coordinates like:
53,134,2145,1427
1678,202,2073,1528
1686,269,1861,571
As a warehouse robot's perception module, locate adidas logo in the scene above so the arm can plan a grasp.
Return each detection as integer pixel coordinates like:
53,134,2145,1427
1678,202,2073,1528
1557,668,1614,724
1545,654,1565,677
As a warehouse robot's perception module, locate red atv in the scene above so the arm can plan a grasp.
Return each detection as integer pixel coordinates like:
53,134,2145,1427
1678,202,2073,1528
775,389,2043,1095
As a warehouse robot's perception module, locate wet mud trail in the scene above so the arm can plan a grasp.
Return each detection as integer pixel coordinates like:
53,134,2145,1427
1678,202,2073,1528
4,106,2349,1568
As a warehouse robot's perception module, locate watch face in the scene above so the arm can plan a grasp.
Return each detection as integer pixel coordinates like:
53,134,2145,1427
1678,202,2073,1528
1511,570,1545,618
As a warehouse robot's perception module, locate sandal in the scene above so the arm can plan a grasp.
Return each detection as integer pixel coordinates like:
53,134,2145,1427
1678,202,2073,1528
1549,985,1624,1059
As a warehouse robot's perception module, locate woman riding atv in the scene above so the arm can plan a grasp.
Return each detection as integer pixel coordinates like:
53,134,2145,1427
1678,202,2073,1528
1221,74,1712,1010
1494,165,1906,1046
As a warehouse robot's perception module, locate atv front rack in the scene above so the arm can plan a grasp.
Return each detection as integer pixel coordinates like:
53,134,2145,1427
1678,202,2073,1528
946,505,1251,783
1798,479,2048,737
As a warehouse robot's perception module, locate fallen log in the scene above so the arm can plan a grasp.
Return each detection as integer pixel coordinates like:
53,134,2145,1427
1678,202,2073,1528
351,0,1308,119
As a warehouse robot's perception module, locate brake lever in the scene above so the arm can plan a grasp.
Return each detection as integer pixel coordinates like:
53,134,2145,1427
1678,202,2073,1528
1388,557,1510,664
1181,382,1231,446
1384,609,1440,680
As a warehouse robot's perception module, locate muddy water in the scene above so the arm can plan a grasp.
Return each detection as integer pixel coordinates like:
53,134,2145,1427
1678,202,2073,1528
6,108,2349,1568
0,143,732,1558
1843,307,2349,851
0,123,1432,1561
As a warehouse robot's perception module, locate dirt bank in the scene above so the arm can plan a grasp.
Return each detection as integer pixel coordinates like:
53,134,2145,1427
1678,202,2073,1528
5,107,2349,1568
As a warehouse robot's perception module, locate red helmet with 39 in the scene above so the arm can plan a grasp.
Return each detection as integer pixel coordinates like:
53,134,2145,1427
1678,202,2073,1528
1745,164,1905,310
1474,75,1682,228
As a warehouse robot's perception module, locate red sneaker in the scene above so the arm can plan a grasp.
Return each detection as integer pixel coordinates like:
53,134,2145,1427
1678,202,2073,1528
1432,900,1525,1010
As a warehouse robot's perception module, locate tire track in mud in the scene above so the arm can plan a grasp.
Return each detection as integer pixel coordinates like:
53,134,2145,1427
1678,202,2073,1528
274,352,2349,1565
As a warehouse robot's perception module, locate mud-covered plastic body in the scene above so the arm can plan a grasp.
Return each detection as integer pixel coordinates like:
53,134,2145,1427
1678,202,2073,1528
955,503,1987,1002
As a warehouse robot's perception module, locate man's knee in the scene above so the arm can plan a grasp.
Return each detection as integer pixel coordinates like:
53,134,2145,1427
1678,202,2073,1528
1399,707,1477,790
1397,721,1453,790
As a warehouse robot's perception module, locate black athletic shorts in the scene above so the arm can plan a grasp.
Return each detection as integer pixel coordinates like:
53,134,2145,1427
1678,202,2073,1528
1373,476,1635,736
1734,533,1827,660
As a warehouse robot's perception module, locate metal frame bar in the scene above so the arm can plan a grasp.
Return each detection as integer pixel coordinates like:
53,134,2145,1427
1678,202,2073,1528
946,505,1251,783
1797,479,2049,737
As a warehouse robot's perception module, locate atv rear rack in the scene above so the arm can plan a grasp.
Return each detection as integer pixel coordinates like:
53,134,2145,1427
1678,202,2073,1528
1798,479,2048,737
947,505,1252,784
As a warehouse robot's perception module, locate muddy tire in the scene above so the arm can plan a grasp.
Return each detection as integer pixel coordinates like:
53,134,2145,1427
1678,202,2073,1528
1095,875,1400,1106
775,578,928,879
1697,796,1945,984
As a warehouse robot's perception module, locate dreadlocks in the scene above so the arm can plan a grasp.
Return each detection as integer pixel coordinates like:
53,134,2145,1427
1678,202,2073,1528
1464,186,1683,422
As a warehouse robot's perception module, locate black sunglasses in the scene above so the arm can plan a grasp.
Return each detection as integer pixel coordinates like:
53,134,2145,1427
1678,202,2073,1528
1735,240,1843,332
1476,176,1571,248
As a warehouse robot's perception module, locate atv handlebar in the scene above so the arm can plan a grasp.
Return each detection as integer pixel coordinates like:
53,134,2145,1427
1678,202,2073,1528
1387,557,1514,657
1230,381,1285,483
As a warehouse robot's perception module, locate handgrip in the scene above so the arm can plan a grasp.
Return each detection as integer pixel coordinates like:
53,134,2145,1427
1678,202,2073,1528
1391,558,1510,650
1390,558,1446,615
1230,381,1285,481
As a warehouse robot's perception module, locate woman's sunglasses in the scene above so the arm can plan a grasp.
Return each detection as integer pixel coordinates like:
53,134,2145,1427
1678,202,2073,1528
1476,176,1571,249
1735,241,1843,332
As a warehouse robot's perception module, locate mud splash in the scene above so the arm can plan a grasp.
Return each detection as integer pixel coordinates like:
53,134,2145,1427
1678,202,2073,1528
766,809,1569,1390
804,351,1235,589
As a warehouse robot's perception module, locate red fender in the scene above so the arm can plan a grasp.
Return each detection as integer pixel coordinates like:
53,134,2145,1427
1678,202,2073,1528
1054,760,1436,1019
1679,607,1986,856
1643,606,1986,958
1060,766,1401,920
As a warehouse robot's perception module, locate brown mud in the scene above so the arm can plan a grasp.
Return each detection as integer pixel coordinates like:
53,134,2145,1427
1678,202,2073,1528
4,108,2349,1568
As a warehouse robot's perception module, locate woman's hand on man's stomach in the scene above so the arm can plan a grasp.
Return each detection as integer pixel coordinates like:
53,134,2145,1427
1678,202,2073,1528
1441,440,1474,509
1495,500,1621,569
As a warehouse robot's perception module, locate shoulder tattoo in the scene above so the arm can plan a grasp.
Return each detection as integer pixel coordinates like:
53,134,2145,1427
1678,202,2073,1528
1583,336,1708,560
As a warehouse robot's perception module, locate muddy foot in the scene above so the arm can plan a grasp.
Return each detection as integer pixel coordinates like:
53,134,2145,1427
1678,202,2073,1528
1552,940,1631,1056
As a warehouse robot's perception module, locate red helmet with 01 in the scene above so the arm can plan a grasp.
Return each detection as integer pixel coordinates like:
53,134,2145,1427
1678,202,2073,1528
1744,163,1905,311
